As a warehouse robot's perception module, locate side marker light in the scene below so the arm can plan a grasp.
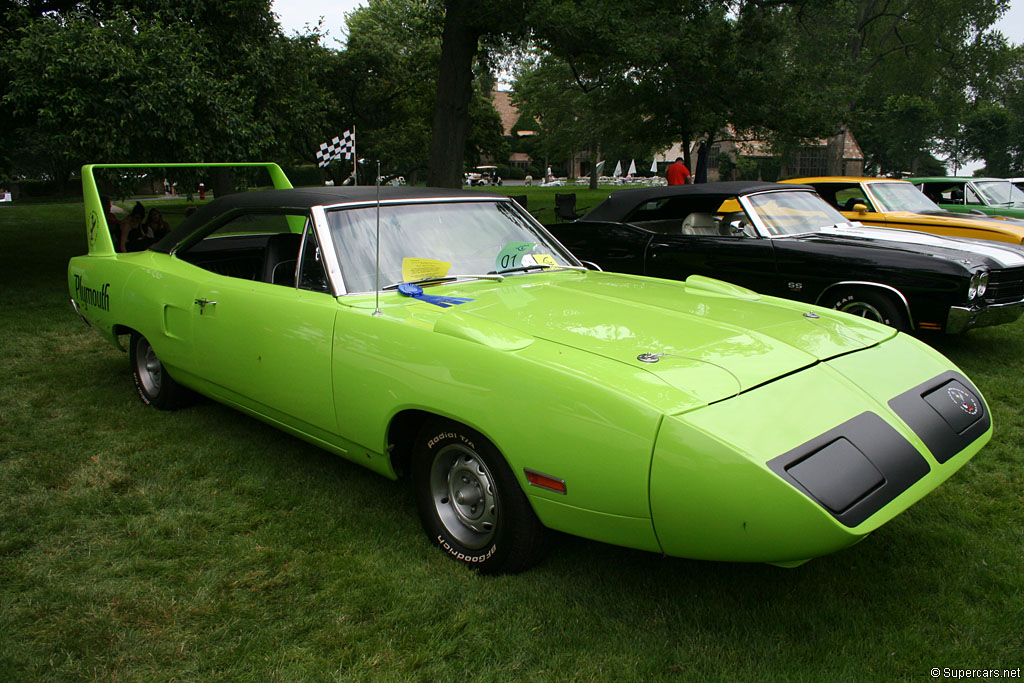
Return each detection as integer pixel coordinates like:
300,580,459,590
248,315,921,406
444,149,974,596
524,469,567,494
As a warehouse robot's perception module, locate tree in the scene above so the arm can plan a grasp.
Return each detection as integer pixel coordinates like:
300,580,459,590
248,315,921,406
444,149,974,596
426,0,529,187
1,0,328,192
786,0,1012,174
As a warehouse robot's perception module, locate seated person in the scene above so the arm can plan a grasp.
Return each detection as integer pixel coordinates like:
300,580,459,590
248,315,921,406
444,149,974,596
121,202,150,252
143,208,171,241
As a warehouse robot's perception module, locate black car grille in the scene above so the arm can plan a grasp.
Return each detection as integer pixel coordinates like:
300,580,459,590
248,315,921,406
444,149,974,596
985,267,1024,304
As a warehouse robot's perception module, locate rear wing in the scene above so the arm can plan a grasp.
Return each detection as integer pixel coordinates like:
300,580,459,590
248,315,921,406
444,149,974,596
81,162,293,256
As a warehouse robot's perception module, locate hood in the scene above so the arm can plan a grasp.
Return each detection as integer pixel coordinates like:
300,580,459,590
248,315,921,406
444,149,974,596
887,209,1024,232
396,271,896,412
806,223,1024,268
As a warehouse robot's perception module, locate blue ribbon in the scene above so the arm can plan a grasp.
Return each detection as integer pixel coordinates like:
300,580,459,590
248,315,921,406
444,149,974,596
397,283,474,308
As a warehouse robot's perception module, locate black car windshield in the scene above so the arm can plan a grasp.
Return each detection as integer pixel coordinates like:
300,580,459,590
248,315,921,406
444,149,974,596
974,180,1024,206
746,190,850,236
869,182,939,212
325,200,577,293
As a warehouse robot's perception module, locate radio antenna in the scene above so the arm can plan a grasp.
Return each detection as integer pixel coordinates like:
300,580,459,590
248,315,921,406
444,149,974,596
373,159,382,317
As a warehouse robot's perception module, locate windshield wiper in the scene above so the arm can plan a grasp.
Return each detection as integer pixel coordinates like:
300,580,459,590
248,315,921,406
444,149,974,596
382,273,504,290
383,276,456,290
488,264,585,275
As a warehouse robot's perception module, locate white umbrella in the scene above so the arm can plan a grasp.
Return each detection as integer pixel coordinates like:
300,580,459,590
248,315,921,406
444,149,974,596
627,159,636,176
595,160,606,174
650,159,658,173
613,160,622,177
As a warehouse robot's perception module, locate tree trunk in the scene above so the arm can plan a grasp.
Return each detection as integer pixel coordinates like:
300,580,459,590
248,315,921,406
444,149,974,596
211,168,237,198
427,0,481,188
681,130,692,170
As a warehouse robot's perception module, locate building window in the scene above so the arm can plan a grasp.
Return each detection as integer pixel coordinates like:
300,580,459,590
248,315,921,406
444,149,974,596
796,147,828,177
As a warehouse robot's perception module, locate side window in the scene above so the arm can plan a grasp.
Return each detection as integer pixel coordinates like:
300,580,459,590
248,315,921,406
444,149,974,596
920,183,947,203
965,186,983,205
833,187,873,212
297,226,331,293
177,211,306,283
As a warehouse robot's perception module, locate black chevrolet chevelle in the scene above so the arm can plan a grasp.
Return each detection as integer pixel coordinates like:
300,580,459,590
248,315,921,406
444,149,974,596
548,181,1024,334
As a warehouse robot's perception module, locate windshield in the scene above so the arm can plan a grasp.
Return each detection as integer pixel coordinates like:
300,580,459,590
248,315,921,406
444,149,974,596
325,200,578,293
869,182,939,212
974,180,1024,206
746,190,850,235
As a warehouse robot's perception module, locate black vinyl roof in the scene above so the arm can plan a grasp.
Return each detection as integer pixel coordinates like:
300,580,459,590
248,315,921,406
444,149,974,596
152,186,501,253
580,181,813,222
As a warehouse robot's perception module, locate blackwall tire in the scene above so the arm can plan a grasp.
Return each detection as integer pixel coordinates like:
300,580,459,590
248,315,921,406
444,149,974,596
129,331,189,410
412,419,545,574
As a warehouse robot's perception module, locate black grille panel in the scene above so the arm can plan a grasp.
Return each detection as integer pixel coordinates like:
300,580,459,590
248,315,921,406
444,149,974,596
984,266,1024,304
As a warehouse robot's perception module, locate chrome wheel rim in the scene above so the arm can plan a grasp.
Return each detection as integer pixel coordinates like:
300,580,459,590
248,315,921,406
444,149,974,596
135,337,162,397
429,444,498,549
838,300,884,323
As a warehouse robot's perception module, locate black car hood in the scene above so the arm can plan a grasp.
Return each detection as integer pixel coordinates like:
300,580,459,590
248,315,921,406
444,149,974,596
789,224,1024,269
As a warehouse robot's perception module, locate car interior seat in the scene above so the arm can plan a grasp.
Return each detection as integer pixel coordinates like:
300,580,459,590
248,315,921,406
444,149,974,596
681,212,718,235
262,232,303,286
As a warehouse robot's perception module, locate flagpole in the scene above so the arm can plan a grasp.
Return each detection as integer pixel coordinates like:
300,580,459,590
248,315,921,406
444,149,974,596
352,126,358,186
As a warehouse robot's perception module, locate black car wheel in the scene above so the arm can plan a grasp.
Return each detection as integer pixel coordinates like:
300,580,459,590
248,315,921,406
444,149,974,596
129,331,190,410
824,289,909,332
412,419,545,574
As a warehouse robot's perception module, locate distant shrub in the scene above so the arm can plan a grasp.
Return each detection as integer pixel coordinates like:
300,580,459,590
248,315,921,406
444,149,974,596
15,178,82,198
283,165,324,187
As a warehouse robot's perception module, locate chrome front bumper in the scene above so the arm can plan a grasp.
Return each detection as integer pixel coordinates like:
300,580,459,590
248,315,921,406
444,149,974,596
70,297,91,327
946,299,1024,333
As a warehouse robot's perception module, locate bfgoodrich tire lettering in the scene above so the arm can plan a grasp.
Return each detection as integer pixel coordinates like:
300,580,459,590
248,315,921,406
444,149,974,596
129,331,189,410
412,419,545,574
824,289,909,332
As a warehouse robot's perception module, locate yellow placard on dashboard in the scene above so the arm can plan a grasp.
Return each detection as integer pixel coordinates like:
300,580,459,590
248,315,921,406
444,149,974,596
532,254,557,266
402,258,452,282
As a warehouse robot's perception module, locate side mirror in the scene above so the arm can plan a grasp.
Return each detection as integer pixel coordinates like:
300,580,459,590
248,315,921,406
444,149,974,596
729,220,749,236
852,203,868,213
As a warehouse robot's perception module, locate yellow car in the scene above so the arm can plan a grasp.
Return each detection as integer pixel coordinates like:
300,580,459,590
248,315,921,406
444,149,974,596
785,177,1024,245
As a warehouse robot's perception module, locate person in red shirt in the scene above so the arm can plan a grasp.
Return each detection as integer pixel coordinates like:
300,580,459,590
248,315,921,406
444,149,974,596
666,157,691,185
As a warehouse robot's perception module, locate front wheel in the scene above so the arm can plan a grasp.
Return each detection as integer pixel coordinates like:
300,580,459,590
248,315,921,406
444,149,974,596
823,289,910,332
129,331,190,410
411,419,545,574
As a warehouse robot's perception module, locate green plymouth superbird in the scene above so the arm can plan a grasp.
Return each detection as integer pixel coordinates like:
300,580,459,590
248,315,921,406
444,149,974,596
68,163,992,573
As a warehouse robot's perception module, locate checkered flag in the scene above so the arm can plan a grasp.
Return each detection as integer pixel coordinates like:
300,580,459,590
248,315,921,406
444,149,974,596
315,129,356,167
338,129,355,159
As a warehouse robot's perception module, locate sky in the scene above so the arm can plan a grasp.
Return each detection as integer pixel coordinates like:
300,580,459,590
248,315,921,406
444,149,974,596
272,0,364,43
272,0,1024,44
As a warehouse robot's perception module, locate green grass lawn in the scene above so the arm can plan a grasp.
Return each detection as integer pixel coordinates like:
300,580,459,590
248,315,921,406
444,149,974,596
1,198,1021,680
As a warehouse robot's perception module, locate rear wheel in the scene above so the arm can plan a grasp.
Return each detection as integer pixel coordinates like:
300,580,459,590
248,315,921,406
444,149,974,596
823,289,909,332
411,419,545,574
129,331,189,410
